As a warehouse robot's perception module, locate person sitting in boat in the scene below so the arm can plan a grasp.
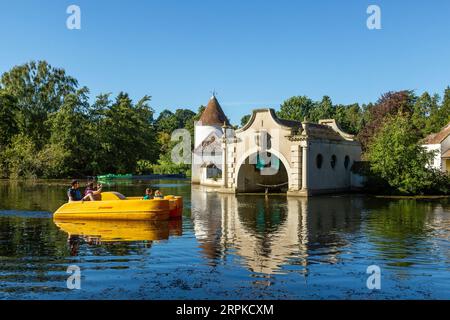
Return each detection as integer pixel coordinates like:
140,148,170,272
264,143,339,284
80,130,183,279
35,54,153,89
154,190,164,199
67,180,83,202
143,188,154,200
82,182,103,201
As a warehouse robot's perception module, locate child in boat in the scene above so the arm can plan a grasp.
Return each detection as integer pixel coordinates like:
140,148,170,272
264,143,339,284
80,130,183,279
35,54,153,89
82,182,103,201
143,188,153,200
154,190,164,199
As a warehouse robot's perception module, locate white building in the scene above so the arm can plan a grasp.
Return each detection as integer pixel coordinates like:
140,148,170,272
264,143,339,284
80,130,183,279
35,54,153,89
191,95,230,186
422,122,450,174
192,96,362,196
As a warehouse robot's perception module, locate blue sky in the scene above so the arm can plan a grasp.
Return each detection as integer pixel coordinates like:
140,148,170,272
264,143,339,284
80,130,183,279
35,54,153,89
1,0,449,124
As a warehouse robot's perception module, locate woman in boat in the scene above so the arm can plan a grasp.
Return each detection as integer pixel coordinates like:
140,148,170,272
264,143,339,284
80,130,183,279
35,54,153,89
82,182,103,201
143,188,154,200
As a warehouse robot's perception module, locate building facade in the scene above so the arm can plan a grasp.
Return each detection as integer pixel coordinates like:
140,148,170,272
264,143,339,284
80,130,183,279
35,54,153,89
192,96,362,196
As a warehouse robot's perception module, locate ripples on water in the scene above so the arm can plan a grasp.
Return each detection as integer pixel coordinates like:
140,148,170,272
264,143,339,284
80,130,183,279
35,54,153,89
0,180,449,299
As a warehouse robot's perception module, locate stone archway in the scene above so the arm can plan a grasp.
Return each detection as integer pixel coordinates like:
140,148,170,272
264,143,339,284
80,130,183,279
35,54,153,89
235,149,291,193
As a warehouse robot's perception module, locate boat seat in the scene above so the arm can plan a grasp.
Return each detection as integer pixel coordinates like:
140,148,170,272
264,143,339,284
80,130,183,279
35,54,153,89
99,192,127,201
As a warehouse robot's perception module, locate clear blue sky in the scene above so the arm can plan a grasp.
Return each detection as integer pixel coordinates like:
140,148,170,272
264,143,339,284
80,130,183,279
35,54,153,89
1,0,449,124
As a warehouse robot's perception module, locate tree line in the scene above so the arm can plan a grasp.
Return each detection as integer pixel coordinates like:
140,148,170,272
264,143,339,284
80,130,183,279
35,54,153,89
0,61,201,179
1,61,449,194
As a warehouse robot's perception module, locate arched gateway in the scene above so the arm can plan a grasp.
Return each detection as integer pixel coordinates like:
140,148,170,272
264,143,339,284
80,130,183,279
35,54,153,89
192,96,362,196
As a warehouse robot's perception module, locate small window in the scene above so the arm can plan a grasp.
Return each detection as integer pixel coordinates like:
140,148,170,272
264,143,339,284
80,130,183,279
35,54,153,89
331,155,337,169
211,150,215,157
344,155,350,169
316,154,323,169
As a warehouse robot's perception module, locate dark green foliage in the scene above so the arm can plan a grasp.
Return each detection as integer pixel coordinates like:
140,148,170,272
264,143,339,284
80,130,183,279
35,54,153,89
366,113,450,195
240,114,251,127
0,91,19,149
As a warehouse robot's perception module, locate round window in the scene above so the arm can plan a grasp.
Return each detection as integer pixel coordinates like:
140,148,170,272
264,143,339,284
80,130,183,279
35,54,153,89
331,155,337,169
344,155,350,169
316,154,323,169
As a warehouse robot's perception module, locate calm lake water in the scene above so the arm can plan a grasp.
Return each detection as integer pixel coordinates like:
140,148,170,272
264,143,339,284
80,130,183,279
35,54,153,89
0,179,449,300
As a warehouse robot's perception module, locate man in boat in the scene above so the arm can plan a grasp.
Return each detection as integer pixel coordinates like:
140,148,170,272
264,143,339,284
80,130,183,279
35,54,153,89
67,180,83,202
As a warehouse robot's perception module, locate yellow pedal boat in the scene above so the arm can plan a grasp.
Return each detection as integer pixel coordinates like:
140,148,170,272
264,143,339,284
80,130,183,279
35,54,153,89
53,192,183,221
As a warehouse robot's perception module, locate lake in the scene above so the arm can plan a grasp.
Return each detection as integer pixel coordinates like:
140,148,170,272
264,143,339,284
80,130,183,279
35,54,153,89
0,179,449,299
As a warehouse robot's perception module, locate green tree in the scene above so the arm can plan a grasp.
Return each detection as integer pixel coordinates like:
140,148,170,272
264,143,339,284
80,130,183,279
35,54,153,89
358,90,416,151
43,88,93,177
155,110,178,134
0,61,78,148
240,114,251,127
334,103,363,135
0,90,18,149
96,92,157,174
1,134,41,179
366,113,444,194
438,86,450,126
412,92,441,136
310,96,335,122
277,95,314,121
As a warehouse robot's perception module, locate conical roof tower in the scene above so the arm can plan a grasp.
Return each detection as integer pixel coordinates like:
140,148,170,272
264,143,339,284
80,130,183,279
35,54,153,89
199,95,230,126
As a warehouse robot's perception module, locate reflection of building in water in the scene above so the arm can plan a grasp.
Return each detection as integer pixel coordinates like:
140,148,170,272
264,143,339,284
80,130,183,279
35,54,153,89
191,185,363,274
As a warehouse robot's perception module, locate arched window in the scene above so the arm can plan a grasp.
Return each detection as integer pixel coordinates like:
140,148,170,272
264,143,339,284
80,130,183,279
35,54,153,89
344,155,350,169
331,155,337,169
316,154,323,169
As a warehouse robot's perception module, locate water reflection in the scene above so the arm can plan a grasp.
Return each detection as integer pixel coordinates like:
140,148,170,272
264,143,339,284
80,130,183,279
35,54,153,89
191,185,365,274
0,180,448,299
54,219,183,256
191,185,449,276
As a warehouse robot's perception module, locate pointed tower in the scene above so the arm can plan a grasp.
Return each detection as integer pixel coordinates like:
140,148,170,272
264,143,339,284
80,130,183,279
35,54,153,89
192,95,230,184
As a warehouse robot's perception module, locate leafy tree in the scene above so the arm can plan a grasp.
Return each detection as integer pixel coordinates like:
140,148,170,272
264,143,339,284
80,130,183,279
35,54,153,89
310,95,335,122
439,86,450,126
412,92,441,136
0,90,18,149
44,88,93,177
1,134,41,179
277,96,314,121
334,103,363,135
0,61,78,148
97,92,157,174
358,91,416,151
366,113,447,194
240,114,251,127
155,110,178,134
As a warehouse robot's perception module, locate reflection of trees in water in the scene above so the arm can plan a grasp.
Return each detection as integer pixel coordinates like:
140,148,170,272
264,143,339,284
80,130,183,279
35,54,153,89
0,217,69,258
365,199,440,267
68,235,152,257
305,197,363,250
0,180,69,212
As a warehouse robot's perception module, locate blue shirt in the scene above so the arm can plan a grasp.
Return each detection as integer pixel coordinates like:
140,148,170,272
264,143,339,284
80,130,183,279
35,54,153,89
68,188,82,201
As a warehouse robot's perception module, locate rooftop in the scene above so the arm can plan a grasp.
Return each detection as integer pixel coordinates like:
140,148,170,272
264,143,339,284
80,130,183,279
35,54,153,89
198,96,230,126
422,122,450,144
